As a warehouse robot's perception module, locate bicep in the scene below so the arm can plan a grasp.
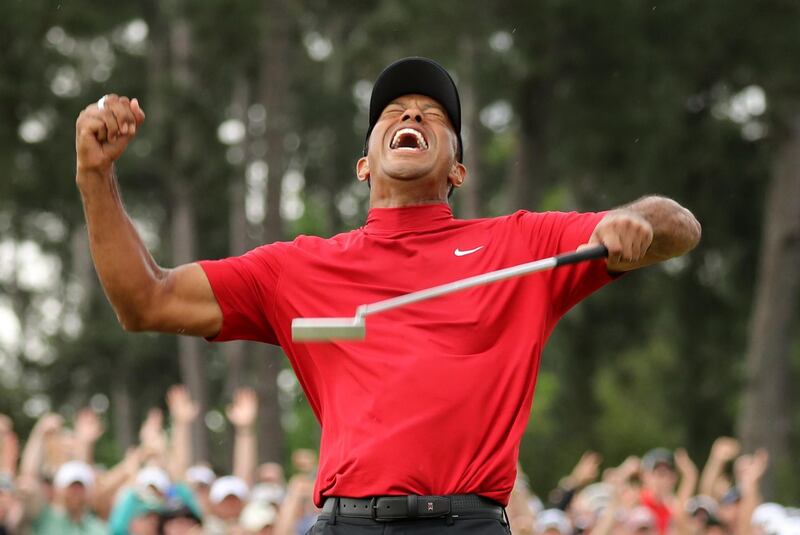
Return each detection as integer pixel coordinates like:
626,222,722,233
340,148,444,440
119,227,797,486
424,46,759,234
146,263,222,337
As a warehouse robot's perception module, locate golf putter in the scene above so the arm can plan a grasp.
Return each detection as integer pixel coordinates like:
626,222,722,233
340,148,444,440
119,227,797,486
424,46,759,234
291,244,609,342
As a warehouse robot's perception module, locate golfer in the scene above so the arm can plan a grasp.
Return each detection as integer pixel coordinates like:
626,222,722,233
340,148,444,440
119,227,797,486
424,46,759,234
75,57,700,534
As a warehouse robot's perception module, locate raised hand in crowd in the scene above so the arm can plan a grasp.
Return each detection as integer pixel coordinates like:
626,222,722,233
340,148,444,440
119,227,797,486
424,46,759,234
19,412,63,480
548,450,602,510
592,456,641,535
735,449,769,535
74,408,105,465
227,388,258,485
699,437,740,499
139,408,168,465
167,385,198,482
674,448,698,509
273,473,315,535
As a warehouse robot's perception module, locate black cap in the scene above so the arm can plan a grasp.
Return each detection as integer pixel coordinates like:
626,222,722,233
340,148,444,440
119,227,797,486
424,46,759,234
641,448,675,471
365,57,462,161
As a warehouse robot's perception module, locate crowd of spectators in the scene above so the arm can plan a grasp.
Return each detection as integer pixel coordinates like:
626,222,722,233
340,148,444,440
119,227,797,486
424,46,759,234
0,387,796,534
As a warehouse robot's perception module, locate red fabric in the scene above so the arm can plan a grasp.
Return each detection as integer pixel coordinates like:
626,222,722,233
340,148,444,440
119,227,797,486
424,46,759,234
199,204,615,507
640,489,673,534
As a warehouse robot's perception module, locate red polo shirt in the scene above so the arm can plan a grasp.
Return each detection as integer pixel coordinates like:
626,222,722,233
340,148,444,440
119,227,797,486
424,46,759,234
199,204,614,506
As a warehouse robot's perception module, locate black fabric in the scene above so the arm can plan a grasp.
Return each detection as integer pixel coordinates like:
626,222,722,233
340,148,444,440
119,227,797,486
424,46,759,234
306,515,511,535
323,495,503,522
365,57,463,162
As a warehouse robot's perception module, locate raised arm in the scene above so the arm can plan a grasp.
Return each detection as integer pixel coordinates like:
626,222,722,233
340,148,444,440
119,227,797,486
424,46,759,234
75,94,221,336
583,195,701,272
699,437,740,498
227,388,258,486
166,385,198,482
74,408,105,465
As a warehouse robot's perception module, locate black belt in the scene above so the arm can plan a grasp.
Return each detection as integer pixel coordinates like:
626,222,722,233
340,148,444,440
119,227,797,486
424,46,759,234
321,494,506,523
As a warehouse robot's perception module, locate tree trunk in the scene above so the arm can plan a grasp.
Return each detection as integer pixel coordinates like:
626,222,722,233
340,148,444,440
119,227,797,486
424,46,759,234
253,0,292,464
222,76,251,399
111,374,135,450
168,8,209,463
738,115,800,498
457,38,481,219
507,76,551,212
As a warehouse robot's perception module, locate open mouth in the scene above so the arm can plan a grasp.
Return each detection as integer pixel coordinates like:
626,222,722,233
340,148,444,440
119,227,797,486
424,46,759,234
389,127,428,151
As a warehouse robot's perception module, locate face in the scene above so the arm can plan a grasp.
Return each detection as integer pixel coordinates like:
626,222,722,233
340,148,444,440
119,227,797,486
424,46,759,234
258,462,284,484
358,94,465,199
641,464,677,497
215,495,244,520
60,482,87,513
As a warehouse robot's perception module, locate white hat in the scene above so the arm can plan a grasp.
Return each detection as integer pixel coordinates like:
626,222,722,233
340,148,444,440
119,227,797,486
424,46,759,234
210,475,249,504
536,508,572,534
779,517,800,535
753,503,786,533
136,466,171,495
186,465,216,487
239,501,277,530
626,507,656,530
54,461,94,489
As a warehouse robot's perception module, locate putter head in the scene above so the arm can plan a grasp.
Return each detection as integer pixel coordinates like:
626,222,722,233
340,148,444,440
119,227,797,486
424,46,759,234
291,317,366,342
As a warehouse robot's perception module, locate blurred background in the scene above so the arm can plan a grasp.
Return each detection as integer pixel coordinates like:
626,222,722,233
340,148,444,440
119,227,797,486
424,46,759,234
0,0,798,523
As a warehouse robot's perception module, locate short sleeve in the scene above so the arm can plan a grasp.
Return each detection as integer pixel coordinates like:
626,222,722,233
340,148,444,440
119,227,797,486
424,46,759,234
515,210,617,318
197,243,287,344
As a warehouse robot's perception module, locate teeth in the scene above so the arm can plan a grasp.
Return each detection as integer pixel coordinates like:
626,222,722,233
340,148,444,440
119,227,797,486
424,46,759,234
390,128,428,150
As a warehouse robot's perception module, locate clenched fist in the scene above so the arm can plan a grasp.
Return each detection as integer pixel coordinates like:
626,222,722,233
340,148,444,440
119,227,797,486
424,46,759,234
75,94,145,176
581,209,654,271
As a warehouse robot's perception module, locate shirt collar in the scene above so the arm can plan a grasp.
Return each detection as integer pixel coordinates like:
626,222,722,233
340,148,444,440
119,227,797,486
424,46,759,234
363,203,454,235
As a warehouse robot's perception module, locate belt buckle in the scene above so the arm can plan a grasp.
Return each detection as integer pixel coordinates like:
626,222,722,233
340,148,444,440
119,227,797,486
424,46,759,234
369,497,379,520
420,496,451,518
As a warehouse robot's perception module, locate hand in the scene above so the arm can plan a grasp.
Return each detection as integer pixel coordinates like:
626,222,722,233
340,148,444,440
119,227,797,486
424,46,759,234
735,449,769,489
568,451,602,488
139,409,167,454
604,456,640,486
167,385,199,424
33,413,63,436
226,388,258,429
75,408,105,444
710,437,740,463
674,448,698,478
75,94,146,175
286,473,314,497
581,210,654,269
292,449,318,475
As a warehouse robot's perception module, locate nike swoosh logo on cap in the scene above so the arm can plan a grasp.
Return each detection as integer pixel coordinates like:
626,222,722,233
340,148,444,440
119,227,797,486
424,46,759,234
454,246,484,257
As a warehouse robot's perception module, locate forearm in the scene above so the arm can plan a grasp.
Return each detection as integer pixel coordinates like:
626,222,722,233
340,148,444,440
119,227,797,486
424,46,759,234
232,426,257,485
19,432,45,479
698,457,726,498
169,423,192,482
622,195,701,260
736,482,760,535
77,167,165,330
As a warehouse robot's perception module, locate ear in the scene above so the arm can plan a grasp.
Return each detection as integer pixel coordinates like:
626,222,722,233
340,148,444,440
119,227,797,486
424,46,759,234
448,161,467,189
356,157,370,183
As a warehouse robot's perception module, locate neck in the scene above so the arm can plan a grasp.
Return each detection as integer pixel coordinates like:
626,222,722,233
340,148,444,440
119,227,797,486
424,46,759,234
368,178,449,209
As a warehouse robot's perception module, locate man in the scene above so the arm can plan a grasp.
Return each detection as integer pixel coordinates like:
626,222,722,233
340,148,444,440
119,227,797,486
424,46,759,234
22,460,107,534
639,448,680,535
74,57,701,534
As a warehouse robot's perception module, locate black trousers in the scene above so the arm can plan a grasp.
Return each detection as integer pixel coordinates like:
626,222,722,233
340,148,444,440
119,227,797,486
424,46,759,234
305,515,512,534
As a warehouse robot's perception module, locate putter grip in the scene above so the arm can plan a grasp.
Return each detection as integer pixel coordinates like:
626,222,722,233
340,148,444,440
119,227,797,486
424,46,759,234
553,245,608,266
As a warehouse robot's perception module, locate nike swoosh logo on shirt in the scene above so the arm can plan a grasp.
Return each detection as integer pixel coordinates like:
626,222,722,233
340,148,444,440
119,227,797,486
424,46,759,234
454,246,484,257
